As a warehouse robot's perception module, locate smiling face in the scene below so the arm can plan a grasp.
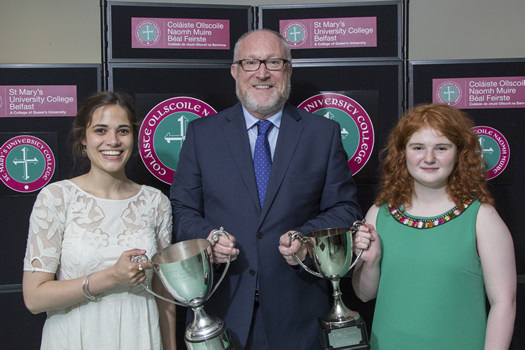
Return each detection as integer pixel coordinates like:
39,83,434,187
405,127,458,190
231,30,291,119
83,104,133,176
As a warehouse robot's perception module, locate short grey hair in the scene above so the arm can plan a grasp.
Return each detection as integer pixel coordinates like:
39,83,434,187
233,29,292,62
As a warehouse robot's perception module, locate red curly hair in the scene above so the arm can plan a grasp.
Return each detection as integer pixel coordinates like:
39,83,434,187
375,103,494,209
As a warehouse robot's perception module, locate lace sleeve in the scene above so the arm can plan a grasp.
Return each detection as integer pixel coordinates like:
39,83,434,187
156,192,173,250
23,184,67,273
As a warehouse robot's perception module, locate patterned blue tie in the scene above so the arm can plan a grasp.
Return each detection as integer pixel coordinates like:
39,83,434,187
254,120,273,208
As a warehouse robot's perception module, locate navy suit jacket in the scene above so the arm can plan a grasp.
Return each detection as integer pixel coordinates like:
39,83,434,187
170,102,362,349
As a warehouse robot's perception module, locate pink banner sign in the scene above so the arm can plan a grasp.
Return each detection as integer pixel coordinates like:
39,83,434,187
280,17,377,49
132,17,230,50
0,85,77,117
433,76,525,109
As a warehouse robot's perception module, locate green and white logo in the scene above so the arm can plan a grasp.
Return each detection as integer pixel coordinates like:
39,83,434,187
298,93,374,175
473,126,510,180
282,22,308,47
0,135,55,192
436,81,462,106
139,97,217,184
135,20,161,46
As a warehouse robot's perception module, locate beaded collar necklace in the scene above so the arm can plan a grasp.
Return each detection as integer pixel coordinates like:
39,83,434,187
389,198,474,229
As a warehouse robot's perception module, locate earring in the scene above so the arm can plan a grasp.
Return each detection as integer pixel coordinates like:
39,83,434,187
81,145,87,157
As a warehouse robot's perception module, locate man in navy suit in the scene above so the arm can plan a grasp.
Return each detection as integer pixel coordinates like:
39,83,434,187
170,29,362,349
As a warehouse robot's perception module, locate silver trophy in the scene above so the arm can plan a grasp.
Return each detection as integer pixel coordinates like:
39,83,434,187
133,227,239,350
289,220,369,350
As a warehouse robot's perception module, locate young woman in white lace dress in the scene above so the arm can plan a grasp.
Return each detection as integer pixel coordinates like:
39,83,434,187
22,91,176,350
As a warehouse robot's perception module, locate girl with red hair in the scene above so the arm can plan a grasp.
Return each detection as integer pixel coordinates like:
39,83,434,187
352,103,516,349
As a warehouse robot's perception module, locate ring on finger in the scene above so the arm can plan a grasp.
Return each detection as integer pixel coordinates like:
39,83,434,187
138,262,143,271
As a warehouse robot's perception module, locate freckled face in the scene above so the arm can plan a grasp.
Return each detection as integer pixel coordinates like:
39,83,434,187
405,127,458,190
83,105,133,175
231,31,291,119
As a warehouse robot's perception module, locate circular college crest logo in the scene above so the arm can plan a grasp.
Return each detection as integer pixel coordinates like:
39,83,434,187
139,97,217,184
282,22,308,47
436,81,462,106
0,135,55,192
472,126,510,180
298,93,374,175
135,20,161,46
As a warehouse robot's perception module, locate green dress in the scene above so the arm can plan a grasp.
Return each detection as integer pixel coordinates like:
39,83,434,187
370,200,486,350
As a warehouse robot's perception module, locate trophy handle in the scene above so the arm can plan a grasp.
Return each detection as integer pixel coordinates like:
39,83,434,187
131,254,188,307
207,227,232,301
348,219,367,270
288,219,367,277
349,248,364,272
289,232,324,278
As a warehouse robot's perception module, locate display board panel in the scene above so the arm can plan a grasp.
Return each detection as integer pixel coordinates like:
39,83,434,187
409,58,525,276
107,1,252,63
258,1,403,62
109,63,237,192
0,64,101,193
0,64,100,286
289,61,403,211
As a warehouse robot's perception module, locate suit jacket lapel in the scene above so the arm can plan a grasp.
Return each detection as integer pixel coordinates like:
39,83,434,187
223,103,261,210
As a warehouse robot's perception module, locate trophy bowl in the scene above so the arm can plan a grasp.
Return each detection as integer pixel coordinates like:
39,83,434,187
134,228,239,350
151,238,213,308
289,221,370,350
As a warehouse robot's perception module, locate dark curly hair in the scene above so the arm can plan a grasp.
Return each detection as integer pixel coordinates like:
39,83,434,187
375,103,493,210
70,91,138,167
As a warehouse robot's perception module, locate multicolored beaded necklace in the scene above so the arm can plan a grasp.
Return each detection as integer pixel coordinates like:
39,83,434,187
389,198,474,229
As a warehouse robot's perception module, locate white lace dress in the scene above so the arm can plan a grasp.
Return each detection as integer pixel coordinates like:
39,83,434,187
23,180,173,350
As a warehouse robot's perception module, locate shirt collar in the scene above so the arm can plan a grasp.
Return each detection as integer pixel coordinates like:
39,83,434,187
242,105,283,131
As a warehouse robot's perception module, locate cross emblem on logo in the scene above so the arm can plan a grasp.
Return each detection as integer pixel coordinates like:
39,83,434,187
141,25,155,41
12,147,39,180
478,137,494,158
164,115,189,145
288,26,303,42
442,85,457,102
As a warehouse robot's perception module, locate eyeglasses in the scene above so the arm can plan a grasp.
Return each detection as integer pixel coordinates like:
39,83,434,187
234,58,290,71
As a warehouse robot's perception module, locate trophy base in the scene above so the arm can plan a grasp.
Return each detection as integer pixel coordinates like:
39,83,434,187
185,327,240,350
319,316,370,350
